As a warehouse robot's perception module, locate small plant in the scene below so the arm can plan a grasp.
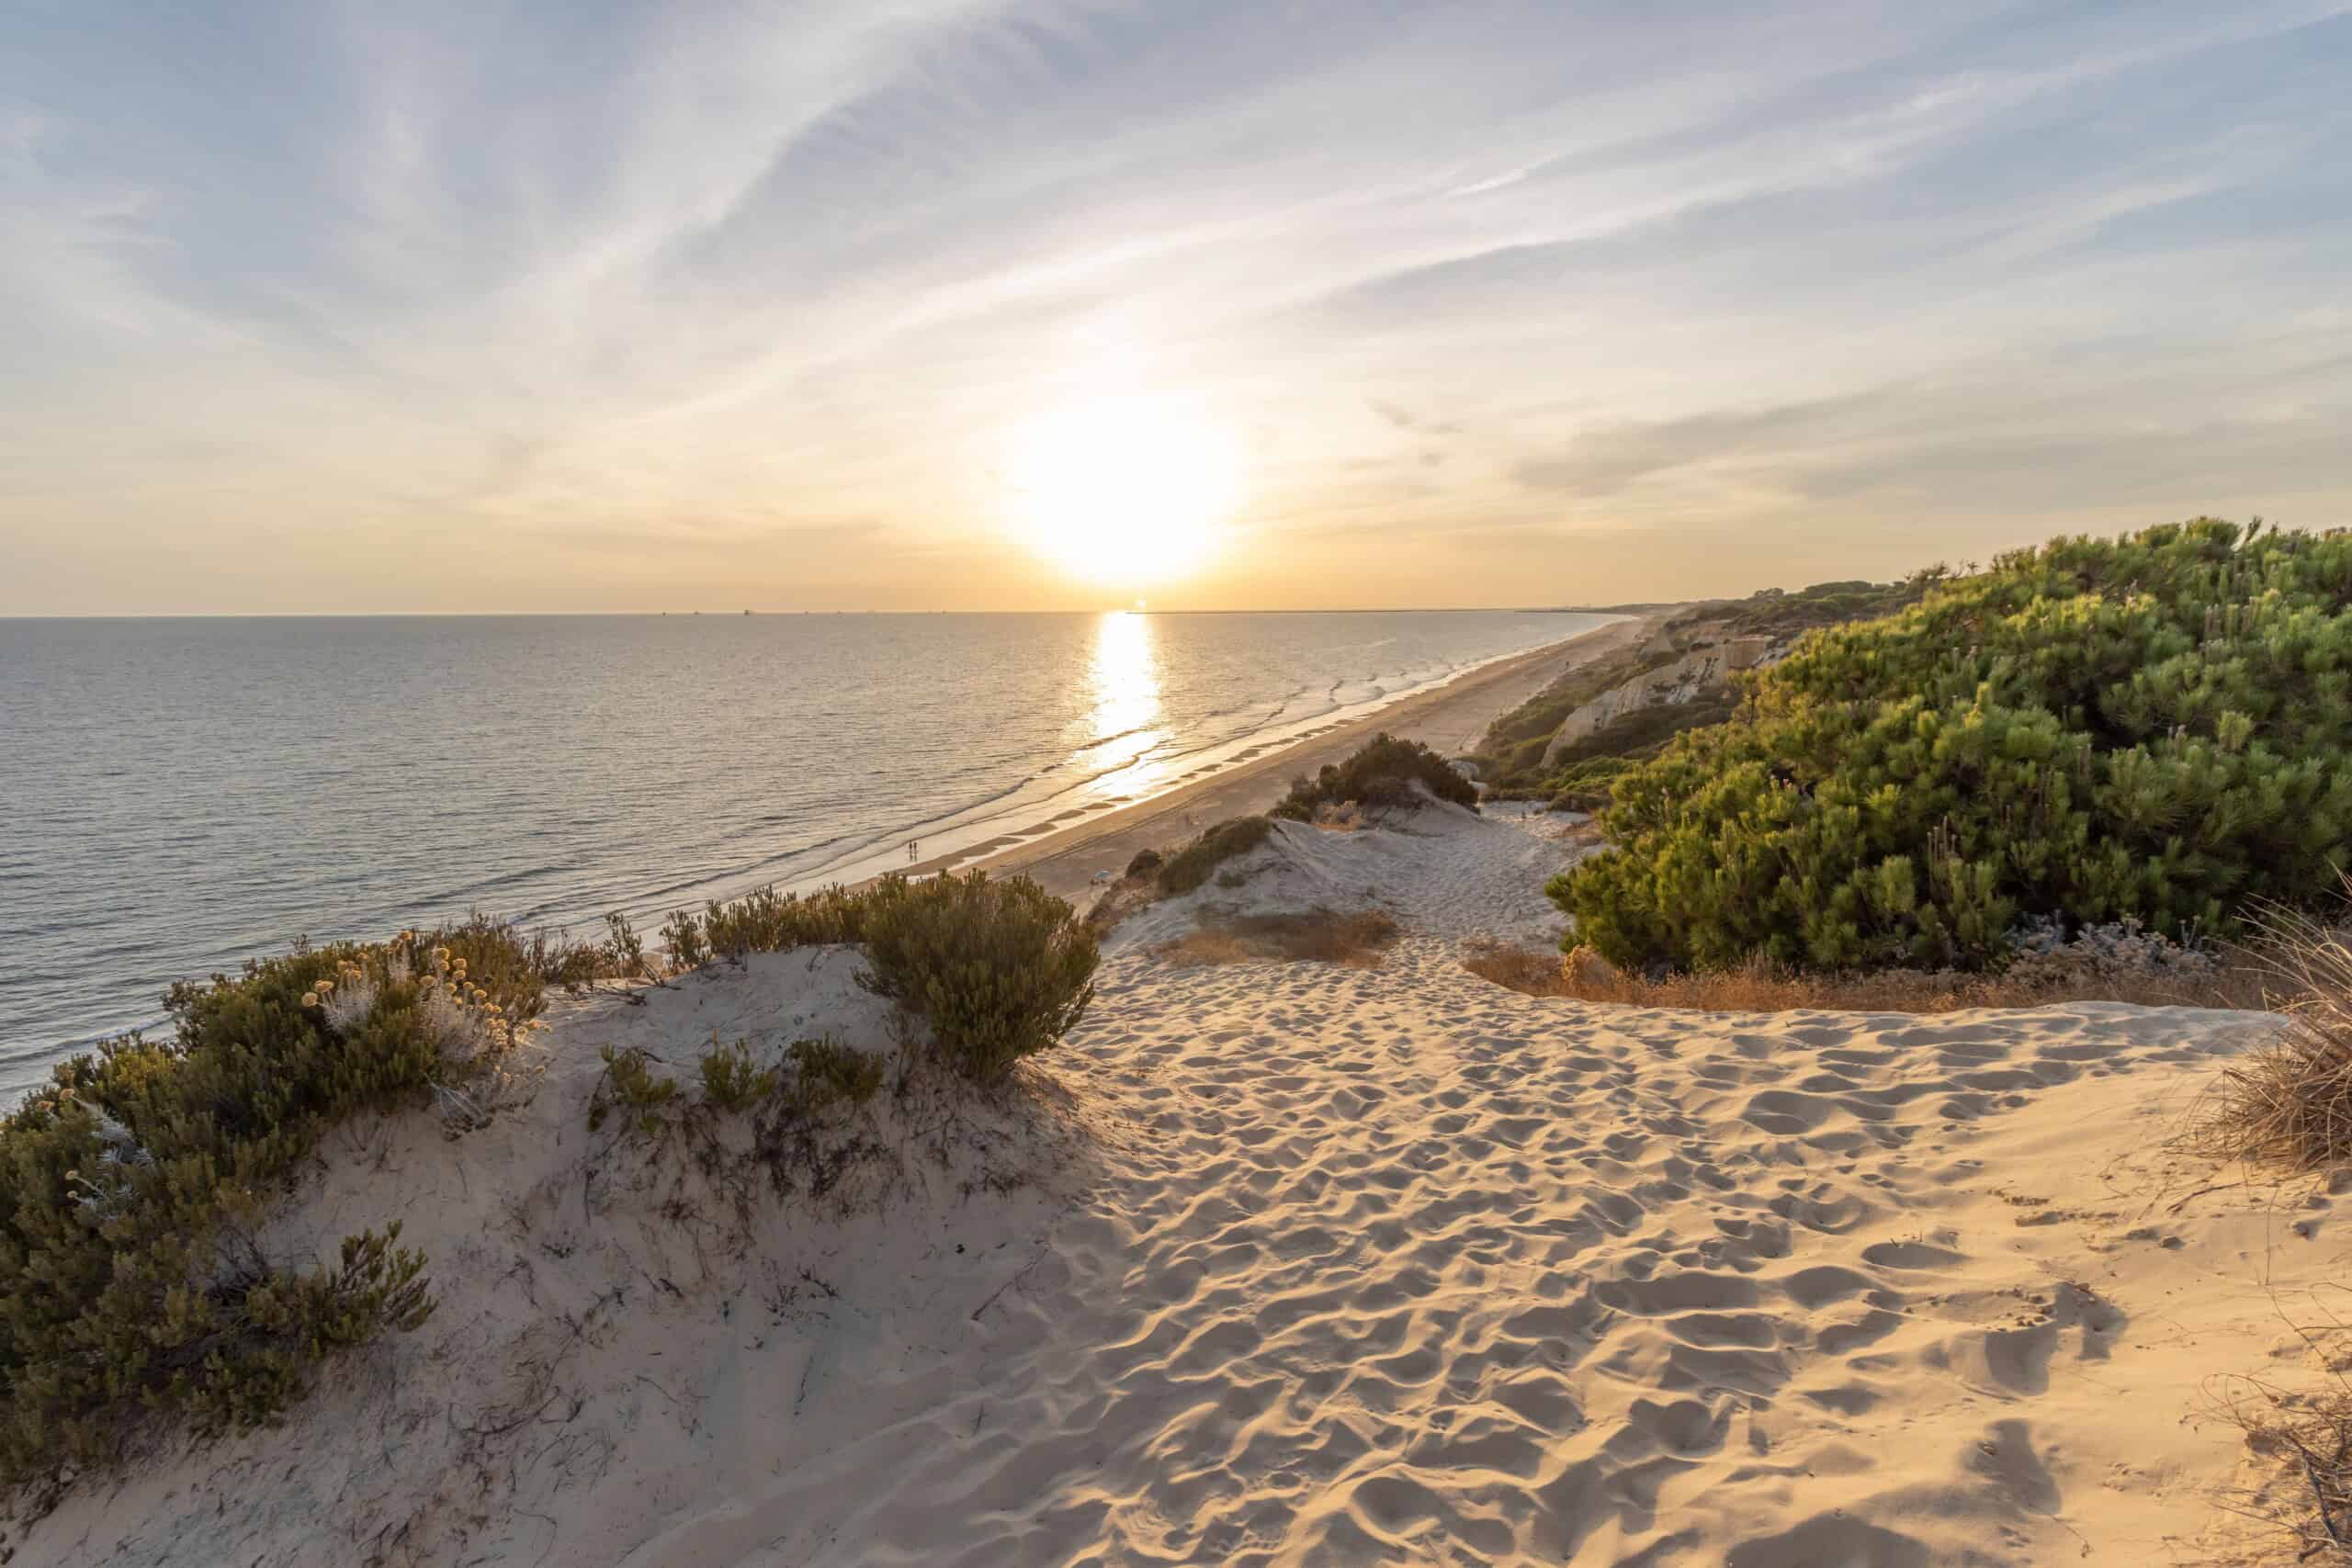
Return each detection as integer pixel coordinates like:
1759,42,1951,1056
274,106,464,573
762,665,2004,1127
590,1044,680,1135
602,911,650,978
783,1038,887,1112
1124,848,1165,880
1157,816,1275,896
858,871,1098,1079
662,907,709,970
697,1035,781,1112
1215,867,1250,890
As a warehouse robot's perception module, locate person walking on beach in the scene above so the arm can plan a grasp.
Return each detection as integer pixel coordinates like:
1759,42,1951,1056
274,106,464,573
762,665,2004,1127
906,839,918,863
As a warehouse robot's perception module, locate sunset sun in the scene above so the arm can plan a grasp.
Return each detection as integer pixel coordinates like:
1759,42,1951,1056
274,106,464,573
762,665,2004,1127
1006,395,1242,588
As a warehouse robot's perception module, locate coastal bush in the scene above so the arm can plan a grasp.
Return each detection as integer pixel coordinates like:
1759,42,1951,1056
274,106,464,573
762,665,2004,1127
1272,733,1476,820
669,884,872,968
687,1035,886,1119
1553,521,2352,973
1124,848,1165,880
1157,816,1276,895
591,1044,680,1136
783,1038,888,1112
0,929,537,1490
1547,756,1635,813
858,871,1099,1079
697,1036,782,1112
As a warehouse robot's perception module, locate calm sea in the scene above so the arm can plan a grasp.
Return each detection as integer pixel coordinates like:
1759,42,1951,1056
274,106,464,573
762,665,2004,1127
0,610,1602,1095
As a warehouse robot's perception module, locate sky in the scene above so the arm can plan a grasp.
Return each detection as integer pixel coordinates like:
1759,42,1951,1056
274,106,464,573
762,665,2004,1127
3,0,2348,615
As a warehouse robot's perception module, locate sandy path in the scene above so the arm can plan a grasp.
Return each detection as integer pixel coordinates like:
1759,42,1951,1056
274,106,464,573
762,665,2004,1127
666,942,2268,1566
930,615,1655,901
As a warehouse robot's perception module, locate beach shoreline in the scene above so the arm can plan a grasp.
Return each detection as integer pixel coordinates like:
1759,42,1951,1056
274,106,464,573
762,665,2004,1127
925,613,1658,899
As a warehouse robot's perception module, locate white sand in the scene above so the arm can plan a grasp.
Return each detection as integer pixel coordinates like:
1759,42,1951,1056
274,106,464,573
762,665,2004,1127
24,814,2343,1566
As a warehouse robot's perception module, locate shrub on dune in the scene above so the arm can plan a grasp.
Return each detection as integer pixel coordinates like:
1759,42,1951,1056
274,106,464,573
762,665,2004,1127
1272,732,1477,820
1156,816,1276,896
857,871,1100,1080
1555,520,2352,974
0,925,547,1489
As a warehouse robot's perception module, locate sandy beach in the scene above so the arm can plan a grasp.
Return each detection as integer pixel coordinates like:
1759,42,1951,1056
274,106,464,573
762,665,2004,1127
943,614,1656,900
27,795,2335,1568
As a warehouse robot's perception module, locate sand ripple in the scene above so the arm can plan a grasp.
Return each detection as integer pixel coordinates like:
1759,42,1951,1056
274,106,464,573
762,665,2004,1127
685,941,2258,1566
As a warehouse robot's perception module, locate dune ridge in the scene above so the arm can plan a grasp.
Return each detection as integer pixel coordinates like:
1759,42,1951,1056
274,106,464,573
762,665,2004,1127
19,807,2335,1567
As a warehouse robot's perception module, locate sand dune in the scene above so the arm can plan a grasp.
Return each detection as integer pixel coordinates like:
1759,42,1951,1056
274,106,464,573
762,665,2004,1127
23,811,2337,1566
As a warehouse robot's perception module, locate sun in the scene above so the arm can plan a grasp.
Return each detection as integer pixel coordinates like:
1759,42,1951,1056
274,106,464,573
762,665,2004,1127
1005,395,1242,588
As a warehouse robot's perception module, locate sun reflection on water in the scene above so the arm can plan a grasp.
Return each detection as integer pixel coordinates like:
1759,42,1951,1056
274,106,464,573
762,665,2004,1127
1080,610,1166,798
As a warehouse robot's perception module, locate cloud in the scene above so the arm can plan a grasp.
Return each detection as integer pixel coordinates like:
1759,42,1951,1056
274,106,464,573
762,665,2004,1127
3,0,2350,610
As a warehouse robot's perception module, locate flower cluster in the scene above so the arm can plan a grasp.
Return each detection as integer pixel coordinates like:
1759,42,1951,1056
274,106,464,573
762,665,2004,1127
295,932,537,1065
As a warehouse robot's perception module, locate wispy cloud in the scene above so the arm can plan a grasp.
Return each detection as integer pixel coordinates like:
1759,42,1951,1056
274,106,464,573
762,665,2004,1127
3,0,2348,610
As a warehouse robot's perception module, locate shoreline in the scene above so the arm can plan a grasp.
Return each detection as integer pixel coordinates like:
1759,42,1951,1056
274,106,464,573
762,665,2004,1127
919,614,1657,900
1,617,1645,1097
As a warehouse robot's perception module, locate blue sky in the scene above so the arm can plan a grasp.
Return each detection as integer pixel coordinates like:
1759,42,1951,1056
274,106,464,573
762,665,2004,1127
3,0,2347,611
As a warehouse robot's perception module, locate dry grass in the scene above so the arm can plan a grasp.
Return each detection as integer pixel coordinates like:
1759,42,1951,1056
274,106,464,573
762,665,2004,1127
2191,903,2352,1172
1463,941,2271,1014
2211,1384,2352,1563
1156,909,1402,970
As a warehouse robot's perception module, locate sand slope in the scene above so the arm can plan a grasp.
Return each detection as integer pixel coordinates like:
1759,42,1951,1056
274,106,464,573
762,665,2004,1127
21,816,2339,1567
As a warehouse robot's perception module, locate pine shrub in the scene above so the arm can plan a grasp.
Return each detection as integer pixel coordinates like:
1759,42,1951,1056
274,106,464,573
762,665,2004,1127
1553,520,2352,972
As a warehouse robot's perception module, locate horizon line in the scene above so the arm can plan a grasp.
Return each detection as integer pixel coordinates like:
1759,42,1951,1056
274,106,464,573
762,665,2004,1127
0,605,1634,622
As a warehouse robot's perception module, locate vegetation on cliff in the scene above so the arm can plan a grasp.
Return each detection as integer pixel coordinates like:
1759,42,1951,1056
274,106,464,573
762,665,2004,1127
1476,577,1928,801
1551,520,2352,972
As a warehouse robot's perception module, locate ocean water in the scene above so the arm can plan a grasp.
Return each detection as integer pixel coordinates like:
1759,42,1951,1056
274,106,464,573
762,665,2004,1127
0,609,1603,1094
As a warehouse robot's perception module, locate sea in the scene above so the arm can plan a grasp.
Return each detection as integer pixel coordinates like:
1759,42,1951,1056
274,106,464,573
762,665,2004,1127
0,609,1606,1098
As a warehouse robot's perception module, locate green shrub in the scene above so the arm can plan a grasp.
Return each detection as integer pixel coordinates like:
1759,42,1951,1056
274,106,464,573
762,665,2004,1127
1271,733,1477,820
783,1038,887,1112
1548,756,1634,813
857,871,1098,1078
0,926,533,1490
661,907,710,970
1553,520,2352,972
663,885,871,969
590,1044,680,1135
696,1036,781,1112
1124,848,1165,880
1157,816,1276,895
693,1036,881,1117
